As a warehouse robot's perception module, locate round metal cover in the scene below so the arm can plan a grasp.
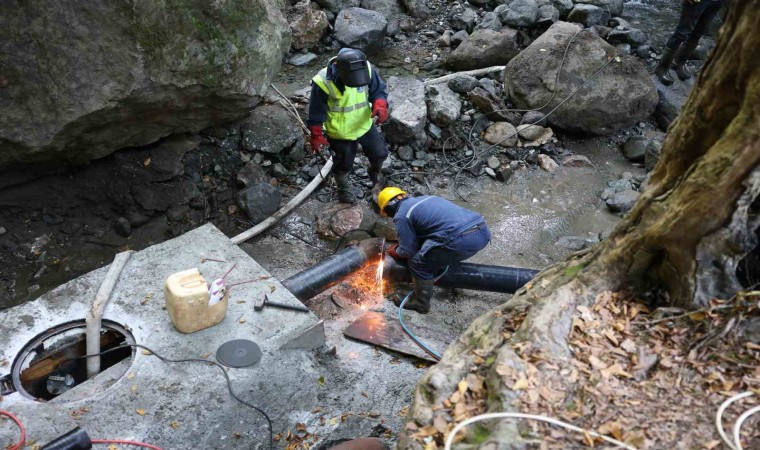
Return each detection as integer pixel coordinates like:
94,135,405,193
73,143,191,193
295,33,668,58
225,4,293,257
216,339,261,368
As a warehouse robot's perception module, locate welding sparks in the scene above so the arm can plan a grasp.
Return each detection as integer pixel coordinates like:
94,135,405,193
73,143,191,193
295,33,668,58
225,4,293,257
375,258,385,299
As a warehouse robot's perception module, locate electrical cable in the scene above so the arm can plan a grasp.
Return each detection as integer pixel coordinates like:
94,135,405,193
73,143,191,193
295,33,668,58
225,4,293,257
0,409,26,450
398,291,442,361
91,439,164,450
65,343,274,450
716,391,757,450
443,412,637,450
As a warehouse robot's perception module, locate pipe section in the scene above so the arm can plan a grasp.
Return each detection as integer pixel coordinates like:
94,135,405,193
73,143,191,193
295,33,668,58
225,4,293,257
282,238,384,301
383,255,538,294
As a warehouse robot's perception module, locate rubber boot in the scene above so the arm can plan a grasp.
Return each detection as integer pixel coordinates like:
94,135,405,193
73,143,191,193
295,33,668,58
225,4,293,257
334,172,357,204
655,46,676,86
394,277,433,314
368,160,385,198
673,42,698,81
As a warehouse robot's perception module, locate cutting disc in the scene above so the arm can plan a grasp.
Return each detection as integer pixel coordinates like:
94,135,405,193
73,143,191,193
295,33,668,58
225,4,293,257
216,339,262,368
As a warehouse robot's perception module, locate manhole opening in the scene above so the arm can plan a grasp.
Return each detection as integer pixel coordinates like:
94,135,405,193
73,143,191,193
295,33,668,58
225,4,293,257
11,319,134,401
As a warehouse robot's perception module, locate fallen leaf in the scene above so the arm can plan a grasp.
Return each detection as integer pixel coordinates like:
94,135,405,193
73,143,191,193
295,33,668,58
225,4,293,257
127,372,135,379
312,407,322,413
512,378,529,391
136,408,146,416
169,421,180,429
108,445,118,450
329,417,338,426
589,355,607,370
318,375,324,385
233,432,242,439
457,380,468,396
131,385,138,392
620,339,637,354
433,416,448,433
141,349,152,355
143,158,151,166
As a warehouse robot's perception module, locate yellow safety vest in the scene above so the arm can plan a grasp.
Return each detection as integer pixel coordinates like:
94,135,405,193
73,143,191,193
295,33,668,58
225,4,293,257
312,61,373,140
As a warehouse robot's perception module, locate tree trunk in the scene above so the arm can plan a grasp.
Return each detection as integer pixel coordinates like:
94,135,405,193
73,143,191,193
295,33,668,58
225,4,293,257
399,2,759,448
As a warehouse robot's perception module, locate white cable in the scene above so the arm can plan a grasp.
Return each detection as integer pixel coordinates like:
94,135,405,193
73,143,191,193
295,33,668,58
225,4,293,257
716,391,755,450
443,412,637,450
732,404,760,450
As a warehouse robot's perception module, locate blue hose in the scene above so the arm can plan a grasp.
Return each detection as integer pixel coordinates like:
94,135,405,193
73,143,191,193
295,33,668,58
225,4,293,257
398,291,442,361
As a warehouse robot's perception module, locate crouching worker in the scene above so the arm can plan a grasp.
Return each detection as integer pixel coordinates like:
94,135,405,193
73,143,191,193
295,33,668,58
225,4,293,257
378,187,491,314
307,48,389,204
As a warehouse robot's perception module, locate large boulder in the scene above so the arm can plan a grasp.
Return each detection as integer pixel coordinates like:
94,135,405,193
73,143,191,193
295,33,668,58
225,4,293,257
240,105,303,154
0,0,290,168
360,0,402,18
314,0,361,15
504,22,658,135
445,28,520,71
452,7,478,33
334,7,388,53
385,77,427,145
400,0,431,18
426,84,462,127
567,4,607,27
654,78,691,130
290,0,330,50
498,0,539,28
237,183,282,224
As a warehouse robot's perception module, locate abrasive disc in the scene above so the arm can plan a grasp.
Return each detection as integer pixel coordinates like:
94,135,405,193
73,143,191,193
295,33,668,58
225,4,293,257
216,339,261,368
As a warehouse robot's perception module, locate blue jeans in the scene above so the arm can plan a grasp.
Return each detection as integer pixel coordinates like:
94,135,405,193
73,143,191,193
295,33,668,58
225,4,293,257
665,0,723,50
409,223,491,280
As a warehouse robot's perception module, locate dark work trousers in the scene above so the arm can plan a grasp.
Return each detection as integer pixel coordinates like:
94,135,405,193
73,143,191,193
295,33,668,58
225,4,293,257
409,223,492,281
327,124,388,173
665,0,723,50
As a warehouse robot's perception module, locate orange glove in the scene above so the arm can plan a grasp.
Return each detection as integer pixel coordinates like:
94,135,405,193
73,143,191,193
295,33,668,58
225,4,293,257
309,126,329,153
371,99,388,125
387,243,406,259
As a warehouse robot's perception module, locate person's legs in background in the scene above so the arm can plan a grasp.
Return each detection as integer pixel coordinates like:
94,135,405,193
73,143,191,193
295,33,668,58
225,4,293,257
656,1,706,85
674,1,723,80
356,125,389,194
327,137,359,204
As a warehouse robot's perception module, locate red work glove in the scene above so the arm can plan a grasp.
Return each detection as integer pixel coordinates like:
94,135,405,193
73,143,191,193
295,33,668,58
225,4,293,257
309,125,329,153
387,244,407,259
371,98,388,125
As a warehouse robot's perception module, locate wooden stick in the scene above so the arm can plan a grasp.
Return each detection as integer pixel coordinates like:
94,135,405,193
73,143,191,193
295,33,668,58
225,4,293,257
231,157,334,244
85,250,134,378
423,66,506,85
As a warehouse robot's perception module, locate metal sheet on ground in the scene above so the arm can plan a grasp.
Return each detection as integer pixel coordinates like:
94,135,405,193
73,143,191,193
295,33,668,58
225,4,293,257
343,311,452,363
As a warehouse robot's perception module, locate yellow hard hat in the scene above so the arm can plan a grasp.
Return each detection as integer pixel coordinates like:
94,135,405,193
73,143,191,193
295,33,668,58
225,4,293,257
377,186,407,215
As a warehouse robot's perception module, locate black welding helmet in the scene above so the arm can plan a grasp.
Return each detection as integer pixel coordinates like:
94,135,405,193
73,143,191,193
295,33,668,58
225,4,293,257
335,48,370,88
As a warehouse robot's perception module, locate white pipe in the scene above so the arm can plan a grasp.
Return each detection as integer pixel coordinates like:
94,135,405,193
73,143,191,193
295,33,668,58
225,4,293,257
231,157,333,244
85,250,134,378
424,66,506,85
716,391,754,450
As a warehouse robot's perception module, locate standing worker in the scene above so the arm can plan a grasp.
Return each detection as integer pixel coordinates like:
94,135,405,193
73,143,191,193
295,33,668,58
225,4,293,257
655,0,726,85
378,187,491,314
307,48,389,204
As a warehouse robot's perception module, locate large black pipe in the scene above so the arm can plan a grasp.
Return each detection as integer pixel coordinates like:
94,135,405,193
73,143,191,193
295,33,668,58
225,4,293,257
282,238,384,301
383,255,539,294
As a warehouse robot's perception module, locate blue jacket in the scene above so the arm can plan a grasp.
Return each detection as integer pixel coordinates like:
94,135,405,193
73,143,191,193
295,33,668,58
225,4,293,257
393,196,485,258
306,60,388,127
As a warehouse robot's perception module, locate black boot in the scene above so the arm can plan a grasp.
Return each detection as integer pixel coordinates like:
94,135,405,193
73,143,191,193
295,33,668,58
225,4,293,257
368,161,385,197
334,172,357,204
673,42,698,81
394,277,433,314
655,46,676,86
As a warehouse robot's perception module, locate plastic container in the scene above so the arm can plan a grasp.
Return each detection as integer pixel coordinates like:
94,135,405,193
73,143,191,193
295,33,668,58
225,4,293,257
164,268,227,333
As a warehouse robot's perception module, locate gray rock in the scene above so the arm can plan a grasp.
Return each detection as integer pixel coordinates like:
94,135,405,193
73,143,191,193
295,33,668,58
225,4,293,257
478,78,497,96
475,12,503,32
133,181,200,212
445,28,520,71
428,123,443,139
452,7,478,33
607,28,648,46
517,124,549,141
0,0,289,168
115,217,131,238
400,0,431,18
567,4,605,27
538,154,558,172
607,0,624,16
397,145,414,161
561,155,595,167
636,44,652,58
371,217,398,240
0,226,6,236
536,5,560,25
485,167,497,177
616,43,633,54
551,0,574,17
499,0,539,28
451,30,469,48
240,105,303,154
487,156,500,169
290,0,330,50
447,75,481,94
411,159,427,168
437,31,453,47
520,111,546,126
468,87,522,124
237,183,282,224
287,52,319,66
483,122,518,147
608,178,632,192
359,0,402,19
601,187,616,200
468,0,490,5
385,77,427,145
271,162,290,178
237,162,269,186
556,235,587,251
608,17,631,29
574,0,609,6
496,166,514,182
505,22,658,135
622,136,648,162
606,189,639,213
654,78,690,130
426,84,462,127
644,139,663,172
334,7,388,53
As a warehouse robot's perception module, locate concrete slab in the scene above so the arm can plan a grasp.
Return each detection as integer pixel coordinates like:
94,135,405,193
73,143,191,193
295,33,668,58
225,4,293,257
0,224,325,449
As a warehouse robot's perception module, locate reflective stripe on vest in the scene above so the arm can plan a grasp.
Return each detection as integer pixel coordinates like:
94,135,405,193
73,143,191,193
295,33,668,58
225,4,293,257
312,63,373,140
